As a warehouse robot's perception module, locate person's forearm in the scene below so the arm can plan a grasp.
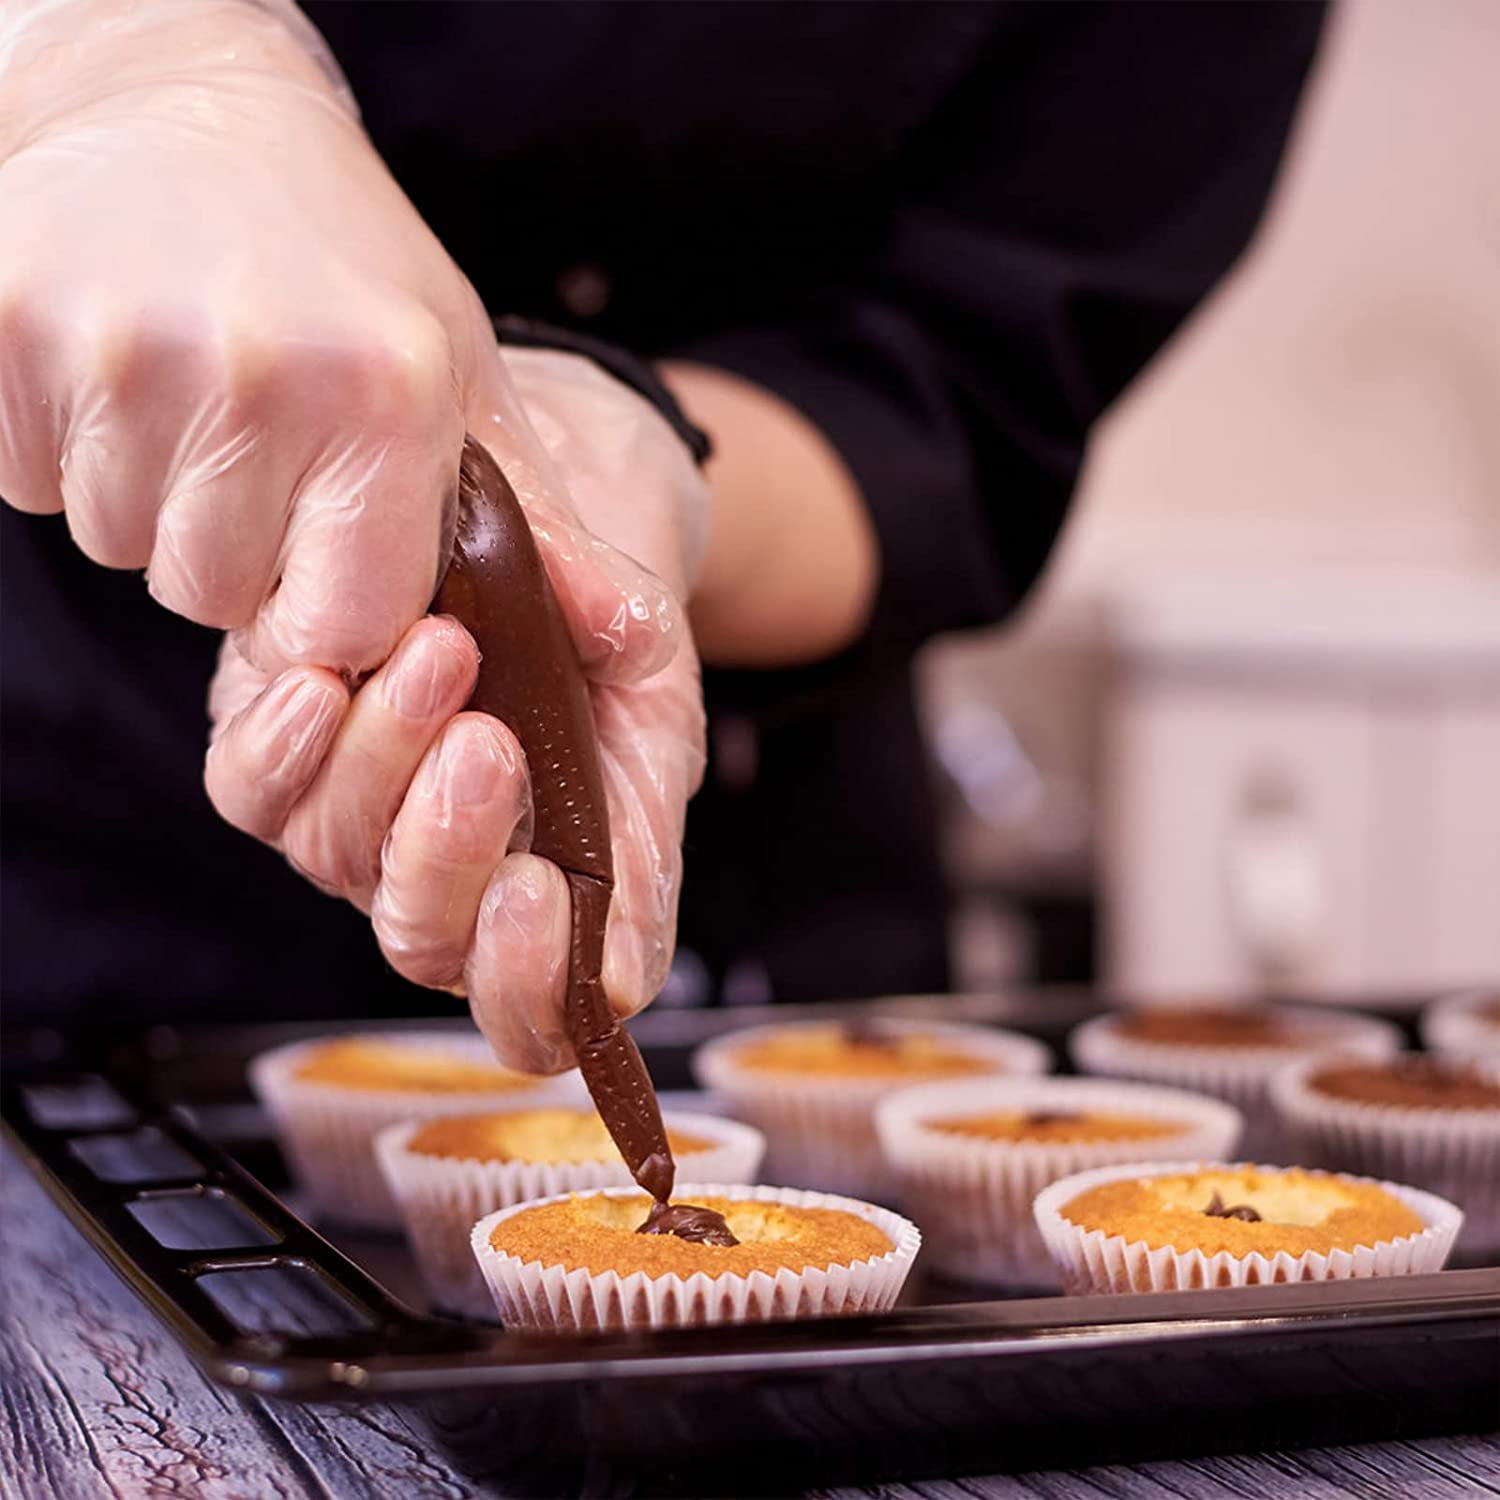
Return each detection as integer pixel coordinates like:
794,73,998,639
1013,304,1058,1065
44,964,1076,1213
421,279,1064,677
661,362,879,668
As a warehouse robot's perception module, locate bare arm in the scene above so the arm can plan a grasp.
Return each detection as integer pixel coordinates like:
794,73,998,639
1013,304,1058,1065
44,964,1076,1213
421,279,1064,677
663,361,879,668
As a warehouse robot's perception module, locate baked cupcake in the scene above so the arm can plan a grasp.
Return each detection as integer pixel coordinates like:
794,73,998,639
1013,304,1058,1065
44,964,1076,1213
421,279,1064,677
693,1019,1051,1199
1033,1160,1461,1295
1421,989,1500,1059
876,1077,1242,1287
250,1032,580,1228
1272,1052,1500,1255
376,1107,766,1316
471,1182,921,1331
1069,1004,1400,1159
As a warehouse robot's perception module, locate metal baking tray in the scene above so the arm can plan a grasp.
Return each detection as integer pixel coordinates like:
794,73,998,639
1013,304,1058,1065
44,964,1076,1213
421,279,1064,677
4,992,1497,1492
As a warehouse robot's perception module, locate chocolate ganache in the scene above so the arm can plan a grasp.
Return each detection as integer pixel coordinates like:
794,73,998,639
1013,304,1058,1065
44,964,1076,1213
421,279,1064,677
637,1199,739,1246
1203,1190,1262,1223
436,437,735,1244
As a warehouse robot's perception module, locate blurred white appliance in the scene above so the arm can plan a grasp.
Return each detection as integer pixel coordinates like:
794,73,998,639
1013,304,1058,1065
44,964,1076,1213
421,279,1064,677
1100,571,1500,998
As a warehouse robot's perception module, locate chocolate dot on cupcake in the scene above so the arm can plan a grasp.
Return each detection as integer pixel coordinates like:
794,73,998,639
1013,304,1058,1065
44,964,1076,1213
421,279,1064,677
637,1200,740,1245
1203,1190,1262,1222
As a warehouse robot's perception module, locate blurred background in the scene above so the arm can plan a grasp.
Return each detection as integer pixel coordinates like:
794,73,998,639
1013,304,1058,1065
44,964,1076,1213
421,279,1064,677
917,0,1500,1001
6,0,1495,1030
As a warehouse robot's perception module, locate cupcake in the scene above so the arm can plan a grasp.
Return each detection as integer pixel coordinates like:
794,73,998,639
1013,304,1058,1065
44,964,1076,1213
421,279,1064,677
1272,1052,1500,1255
1033,1160,1461,1295
250,1032,580,1228
875,1077,1242,1287
1421,989,1500,1059
377,1107,766,1317
693,1019,1051,1199
1069,1004,1400,1159
471,1182,921,1331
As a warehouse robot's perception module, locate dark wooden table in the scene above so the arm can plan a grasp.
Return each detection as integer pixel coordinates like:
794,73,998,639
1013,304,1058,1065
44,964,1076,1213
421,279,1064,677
4,1145,1496,1500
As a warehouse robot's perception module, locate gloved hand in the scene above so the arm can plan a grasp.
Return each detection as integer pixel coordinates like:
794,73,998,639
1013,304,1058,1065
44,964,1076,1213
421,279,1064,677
0,0,674,686
206,349,711,1073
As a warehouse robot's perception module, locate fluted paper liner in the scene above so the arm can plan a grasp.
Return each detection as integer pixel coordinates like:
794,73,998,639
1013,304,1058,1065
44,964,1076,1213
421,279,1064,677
1068,1006,1401,1162
1271,1053,1500,1254
471,1182,922,1332
876,1077,1243,1287
377,1112,766,1318
694,1020,1051,1200
1421,990,1500,1060
250,1033,584,1229
1032,1158,1462,1296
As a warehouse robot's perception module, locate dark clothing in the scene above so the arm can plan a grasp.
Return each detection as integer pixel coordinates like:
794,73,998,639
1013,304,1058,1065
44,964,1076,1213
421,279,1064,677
1,2,1324,1023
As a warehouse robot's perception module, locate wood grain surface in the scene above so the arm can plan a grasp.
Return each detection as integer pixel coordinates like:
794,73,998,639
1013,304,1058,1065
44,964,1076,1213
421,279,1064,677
3,1144,1496,1500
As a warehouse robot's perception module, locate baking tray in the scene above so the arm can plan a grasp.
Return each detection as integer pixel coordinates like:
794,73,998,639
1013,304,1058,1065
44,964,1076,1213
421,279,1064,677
4,992,1497,1493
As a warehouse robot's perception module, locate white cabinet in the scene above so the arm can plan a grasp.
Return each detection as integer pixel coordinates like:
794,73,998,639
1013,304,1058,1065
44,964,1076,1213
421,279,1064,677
1100,574,1500,998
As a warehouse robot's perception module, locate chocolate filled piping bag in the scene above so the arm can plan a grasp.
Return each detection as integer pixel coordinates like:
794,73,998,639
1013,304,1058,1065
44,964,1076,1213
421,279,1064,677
435,437,734,1246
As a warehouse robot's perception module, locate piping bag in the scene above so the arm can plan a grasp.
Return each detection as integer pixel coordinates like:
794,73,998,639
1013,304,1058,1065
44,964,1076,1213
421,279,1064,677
434,437,735,1246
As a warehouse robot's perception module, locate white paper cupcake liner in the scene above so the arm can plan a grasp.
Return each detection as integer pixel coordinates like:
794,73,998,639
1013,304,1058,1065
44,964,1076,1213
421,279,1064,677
471,1182,922,1332
693,1020,1051,1201
1271,1054,1500,1254
1068,1006,1401,1162
376,1112,767,1318
1420,989,1500,1059
1032,1159,1462,1296
249,1033,584,1229
875,1078,1243,1288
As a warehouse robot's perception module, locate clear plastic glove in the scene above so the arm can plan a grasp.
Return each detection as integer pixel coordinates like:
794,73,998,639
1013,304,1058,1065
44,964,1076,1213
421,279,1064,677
0,0,675,685
206,350,711,1073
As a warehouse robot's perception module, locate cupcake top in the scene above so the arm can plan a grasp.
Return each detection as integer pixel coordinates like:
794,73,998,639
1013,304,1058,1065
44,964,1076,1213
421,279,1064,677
407,1108,716,1163
726,1023,999,1080
488,1191,894,1278
1306,1056,1500,1112
291,1037,533,1094
931,1109,1183,1146
1112,1007,1297,1049
1059,1165,1424,1257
